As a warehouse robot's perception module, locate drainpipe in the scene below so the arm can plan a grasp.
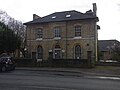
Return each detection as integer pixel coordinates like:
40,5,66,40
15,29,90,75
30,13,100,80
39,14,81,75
65,21,68,60
30,28,32,59
93,3,98,62
95,22,98,62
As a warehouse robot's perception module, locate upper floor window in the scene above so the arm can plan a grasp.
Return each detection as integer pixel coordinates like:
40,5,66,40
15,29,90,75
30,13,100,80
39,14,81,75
75,26,81,37
36,28,43,39
54,27,61,38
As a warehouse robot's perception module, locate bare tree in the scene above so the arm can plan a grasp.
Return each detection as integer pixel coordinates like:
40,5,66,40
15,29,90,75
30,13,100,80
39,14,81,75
0,9,26,57
109,41,120,62
0,10,26,40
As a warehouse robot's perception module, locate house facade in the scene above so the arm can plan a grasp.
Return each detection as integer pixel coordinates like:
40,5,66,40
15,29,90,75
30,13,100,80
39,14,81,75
24,3,99,62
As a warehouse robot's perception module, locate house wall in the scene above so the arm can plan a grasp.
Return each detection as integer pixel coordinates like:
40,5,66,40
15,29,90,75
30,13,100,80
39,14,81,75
100,51,112,61
26,19,96,60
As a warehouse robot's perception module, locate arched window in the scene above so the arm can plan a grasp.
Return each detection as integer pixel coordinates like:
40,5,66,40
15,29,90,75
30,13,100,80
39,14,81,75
37,46,43,59
75,45,81,59
54,45,61,59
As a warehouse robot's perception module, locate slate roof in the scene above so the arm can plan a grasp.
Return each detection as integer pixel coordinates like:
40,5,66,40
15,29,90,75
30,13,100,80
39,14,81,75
24,10,98,25
98,40,120,51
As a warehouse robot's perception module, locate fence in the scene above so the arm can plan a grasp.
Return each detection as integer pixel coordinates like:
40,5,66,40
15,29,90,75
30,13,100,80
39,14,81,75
14,58,36,67
96,62,120,66
14,58,93,68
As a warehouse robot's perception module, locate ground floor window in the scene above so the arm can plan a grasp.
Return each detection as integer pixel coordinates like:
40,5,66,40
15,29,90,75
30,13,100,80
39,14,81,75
75,45,81,59
37,46,43,59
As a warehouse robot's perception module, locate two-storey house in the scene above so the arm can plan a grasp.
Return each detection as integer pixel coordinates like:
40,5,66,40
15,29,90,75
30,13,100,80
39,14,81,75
24,3,99,62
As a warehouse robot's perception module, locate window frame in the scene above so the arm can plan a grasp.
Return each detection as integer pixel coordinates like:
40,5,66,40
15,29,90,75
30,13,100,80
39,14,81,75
54,27,61,38
53,45,61,59
74,25,81,37
75,45,81,59
36,46,43,59
36,28,43,39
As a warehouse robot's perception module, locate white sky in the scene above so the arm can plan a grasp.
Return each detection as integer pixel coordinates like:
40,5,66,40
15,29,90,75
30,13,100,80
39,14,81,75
0,0,120,41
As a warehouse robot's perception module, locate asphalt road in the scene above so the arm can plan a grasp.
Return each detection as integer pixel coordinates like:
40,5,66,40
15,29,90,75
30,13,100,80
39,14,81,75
0,70,120,90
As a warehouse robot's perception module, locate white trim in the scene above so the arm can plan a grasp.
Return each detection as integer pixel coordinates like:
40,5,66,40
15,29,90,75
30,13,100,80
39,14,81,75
36,38,43,41
27,37,94,42
73,36,82,39
37,59,42,62
54,37,61,40
49,50,52,52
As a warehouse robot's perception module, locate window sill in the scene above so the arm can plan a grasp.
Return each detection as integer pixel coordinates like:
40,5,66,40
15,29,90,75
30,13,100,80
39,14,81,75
54,37,61,40
73,36,82,39
37,59,42,62
36,38,43,40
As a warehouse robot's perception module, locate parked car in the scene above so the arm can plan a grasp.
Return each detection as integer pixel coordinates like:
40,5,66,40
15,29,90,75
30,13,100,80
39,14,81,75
0,56,15,72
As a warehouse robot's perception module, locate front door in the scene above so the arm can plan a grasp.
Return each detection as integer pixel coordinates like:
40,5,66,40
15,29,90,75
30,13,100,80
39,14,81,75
53,45,61,59
87,51,92,61
54,49,61,59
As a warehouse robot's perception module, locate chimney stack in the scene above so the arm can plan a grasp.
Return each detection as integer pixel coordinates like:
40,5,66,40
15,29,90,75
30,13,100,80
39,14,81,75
33,14,40,20
93,3,97,16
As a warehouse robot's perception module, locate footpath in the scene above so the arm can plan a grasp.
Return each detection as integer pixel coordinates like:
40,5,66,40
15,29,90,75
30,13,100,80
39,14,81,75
16,66,120,77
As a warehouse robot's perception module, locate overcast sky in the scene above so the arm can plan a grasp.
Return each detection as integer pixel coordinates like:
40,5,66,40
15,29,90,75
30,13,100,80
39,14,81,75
0,0,120,41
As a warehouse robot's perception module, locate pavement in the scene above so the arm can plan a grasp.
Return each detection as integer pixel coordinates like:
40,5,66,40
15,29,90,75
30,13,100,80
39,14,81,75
16,66,120,77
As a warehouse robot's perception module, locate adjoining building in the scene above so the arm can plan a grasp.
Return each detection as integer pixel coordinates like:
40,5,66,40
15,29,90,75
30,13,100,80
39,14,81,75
24,3,99,63
98,40,120,62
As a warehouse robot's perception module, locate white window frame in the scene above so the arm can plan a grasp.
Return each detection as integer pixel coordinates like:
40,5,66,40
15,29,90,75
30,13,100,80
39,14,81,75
54,27,61,38
53,45,61,59
53,49,61,59
36,28,43,39
75,26,81,37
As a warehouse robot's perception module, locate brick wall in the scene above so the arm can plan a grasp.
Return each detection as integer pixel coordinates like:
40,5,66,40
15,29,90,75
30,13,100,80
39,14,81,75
26,19,96,60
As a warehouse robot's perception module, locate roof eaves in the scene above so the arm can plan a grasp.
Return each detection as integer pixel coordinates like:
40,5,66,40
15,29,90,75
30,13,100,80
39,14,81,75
24,10,99,25
24,17,98,25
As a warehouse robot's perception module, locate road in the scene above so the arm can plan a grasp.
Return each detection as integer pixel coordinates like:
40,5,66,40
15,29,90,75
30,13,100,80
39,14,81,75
0,69,120,90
